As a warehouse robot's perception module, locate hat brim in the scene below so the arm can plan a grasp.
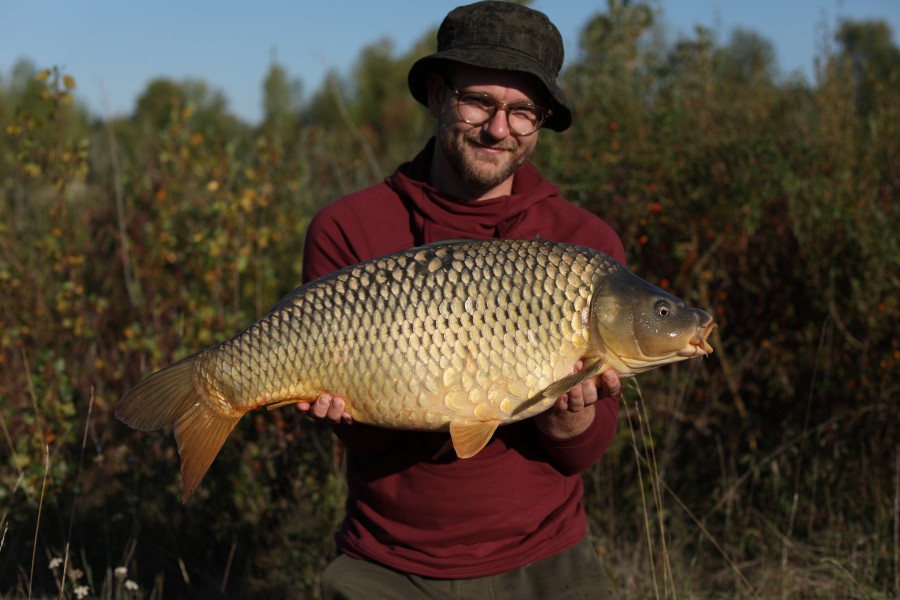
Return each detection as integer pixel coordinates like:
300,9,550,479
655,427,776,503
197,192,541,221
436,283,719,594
408,49,572,132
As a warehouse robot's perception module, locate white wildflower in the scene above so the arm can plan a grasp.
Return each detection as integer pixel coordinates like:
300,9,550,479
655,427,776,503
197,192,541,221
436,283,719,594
114,566,128,578
74,585,89,599
49,557,63,570
125,580,139,590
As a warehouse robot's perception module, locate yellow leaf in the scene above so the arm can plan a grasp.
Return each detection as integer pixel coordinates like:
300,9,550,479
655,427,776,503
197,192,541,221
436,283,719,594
63,75,76,90
37,69,50,81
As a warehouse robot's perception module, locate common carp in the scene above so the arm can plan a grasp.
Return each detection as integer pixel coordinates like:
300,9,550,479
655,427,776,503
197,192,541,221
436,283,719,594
116,239,715,501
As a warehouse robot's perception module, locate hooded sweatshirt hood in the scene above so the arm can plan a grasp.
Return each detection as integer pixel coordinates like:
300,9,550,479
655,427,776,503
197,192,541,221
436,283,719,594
385,138,561,244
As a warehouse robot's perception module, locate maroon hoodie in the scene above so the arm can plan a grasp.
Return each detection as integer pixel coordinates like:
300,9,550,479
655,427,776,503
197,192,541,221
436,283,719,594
301,139,625,578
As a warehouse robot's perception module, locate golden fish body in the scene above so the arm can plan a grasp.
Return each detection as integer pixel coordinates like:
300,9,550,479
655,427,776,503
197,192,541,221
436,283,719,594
117,239,715,501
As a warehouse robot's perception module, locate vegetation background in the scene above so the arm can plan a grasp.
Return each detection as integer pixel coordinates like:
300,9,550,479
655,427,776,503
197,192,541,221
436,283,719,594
1,1,897,598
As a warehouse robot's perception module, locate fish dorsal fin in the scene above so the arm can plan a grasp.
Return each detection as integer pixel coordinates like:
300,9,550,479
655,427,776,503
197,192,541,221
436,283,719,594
417,238,477,249
449,420,500,458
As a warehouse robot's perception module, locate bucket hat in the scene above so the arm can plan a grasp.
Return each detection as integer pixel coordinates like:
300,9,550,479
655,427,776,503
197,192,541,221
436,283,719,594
408,1,571,132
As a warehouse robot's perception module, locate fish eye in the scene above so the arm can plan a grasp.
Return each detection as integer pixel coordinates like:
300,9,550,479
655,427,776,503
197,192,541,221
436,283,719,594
655,301,671,317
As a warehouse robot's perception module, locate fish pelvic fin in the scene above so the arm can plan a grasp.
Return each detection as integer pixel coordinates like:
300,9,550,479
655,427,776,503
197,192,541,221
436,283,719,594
449,420,500,459
115,354,241,503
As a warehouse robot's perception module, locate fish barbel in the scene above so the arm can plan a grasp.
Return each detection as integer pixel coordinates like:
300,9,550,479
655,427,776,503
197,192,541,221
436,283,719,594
116,239,715,501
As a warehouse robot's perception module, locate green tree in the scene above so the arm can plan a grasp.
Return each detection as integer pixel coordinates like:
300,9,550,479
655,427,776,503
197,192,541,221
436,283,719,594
133,78,187,130
131,77,243,137
261,56,302,139
834,19,900,118
714,28,777,87
304,32,434,164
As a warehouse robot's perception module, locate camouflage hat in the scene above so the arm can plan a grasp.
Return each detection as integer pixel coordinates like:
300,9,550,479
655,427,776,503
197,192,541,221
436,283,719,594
408,1,572,132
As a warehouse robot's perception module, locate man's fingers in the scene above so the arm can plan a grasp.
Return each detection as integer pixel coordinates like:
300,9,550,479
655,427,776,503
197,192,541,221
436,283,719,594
311,395,332,418
600,370,622,397
294,393,353,424
327,396,346,421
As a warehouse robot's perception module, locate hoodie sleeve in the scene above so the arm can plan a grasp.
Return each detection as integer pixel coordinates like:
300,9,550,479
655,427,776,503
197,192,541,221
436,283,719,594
536,394,619,475
302,208,362,283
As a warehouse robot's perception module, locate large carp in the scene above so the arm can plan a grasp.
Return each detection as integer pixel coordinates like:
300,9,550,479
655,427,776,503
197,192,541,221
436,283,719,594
116,239,715,501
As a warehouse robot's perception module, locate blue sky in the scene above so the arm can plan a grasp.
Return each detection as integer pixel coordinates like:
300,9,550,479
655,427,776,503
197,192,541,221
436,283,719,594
2,1,898,124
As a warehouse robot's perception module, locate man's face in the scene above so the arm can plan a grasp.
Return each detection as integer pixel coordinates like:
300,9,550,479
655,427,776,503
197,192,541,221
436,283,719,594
430,66,549,198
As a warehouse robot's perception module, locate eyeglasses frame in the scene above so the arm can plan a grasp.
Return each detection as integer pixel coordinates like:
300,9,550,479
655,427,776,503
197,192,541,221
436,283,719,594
445,84,553,137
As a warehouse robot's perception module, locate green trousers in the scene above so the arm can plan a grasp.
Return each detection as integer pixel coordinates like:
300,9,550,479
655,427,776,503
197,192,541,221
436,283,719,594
320,535,616,599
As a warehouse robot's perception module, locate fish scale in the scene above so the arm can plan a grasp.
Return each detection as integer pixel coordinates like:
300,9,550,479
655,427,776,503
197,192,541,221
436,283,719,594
116,239,716,501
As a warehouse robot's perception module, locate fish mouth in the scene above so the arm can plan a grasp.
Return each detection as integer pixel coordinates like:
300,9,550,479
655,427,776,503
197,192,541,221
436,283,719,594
679,321,717,357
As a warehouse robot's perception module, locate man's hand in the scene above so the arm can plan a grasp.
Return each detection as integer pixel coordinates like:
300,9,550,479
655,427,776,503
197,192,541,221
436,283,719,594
296,393,353,425
534,362,621,440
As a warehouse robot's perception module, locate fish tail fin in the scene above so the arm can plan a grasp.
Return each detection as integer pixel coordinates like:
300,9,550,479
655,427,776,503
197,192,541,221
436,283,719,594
115,354,241,503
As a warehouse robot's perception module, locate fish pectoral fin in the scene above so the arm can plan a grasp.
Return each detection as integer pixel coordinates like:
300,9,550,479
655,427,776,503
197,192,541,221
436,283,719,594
536,360,608,401
449,420,500,459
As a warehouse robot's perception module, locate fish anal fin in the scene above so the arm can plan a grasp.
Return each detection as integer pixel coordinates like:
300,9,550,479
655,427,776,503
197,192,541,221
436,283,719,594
449,420,500,459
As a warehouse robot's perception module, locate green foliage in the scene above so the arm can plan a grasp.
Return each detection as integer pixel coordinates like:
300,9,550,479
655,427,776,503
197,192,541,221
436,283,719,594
542,3,898,596
1,3,898,597
304,31,435,174
261,57,303,145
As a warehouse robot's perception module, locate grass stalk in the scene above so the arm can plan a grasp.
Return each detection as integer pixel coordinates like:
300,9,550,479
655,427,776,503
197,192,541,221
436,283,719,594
623,385,661,600
705,403,888,520
28,444,50,600
894,448,899,597
220,540,237,594
781,317,830,597
59,388,95,599
655,474,756,597
0,404,22,482
635,385,676,598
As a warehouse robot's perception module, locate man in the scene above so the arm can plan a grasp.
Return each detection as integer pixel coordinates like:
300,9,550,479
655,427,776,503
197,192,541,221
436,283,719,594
298,2,625,598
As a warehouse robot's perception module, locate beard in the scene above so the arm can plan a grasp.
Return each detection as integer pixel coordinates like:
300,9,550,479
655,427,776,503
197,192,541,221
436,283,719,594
437,124,535,195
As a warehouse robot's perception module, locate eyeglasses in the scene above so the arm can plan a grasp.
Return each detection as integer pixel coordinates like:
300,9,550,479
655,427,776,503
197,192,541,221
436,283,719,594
447,87,552,136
